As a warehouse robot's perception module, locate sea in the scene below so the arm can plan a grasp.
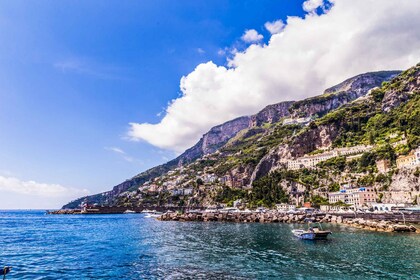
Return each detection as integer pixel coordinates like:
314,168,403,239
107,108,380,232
0,210,419,279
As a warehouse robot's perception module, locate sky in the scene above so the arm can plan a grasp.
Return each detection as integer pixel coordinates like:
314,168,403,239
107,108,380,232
0,0,419,209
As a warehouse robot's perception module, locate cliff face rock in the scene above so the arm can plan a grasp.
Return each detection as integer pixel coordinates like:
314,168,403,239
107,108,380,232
289,124,340,157
382,66,419,112
250,101,294,127
289,71,400,118
324,71,400,95
181,101,296,163
250,150,281,183
250,123,340,181
180,117,251,163
389,168,420,192
380,168,420,204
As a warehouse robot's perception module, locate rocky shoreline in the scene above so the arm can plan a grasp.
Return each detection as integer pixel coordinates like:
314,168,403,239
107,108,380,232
158,211,419,233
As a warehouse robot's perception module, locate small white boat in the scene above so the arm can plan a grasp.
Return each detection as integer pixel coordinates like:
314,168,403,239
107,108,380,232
124,210,136,214
292,229,317,240
292,221,332,240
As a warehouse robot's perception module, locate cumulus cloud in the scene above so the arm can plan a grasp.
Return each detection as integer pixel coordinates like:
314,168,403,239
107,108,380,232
0,176,89,198
128,0,420,153
241,29,264,43
0,176,90,209
264,20,285,34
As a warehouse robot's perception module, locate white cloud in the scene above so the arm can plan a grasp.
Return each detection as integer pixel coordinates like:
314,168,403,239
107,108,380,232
197,48,205,54
265,20,285,34
0,176,89,209
303,0,326,13
0,176,89,197
241,29,264,43
128,0,420,153
53,58,127,80
217,48,227,56
104,146,134,162
105,146,125,154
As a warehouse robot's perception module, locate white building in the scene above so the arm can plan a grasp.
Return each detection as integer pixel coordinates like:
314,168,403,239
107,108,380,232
370,203,405,212
286,145,373,170
276,203,296,212
183,188,193,195
335,145,373,156
287,151,339,170
202,174,218,184
328,187,377,209
171,189,183,196
283,117,312,126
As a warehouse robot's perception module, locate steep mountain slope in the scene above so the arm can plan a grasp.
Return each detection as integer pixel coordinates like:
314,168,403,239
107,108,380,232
253,66,419,181
63,70,400,209
244,64,419,207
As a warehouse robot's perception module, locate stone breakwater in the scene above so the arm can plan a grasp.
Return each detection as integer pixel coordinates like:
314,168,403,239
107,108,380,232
158,212,419,233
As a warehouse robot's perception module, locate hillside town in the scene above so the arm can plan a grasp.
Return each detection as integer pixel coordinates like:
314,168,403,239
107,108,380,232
112,142,420,213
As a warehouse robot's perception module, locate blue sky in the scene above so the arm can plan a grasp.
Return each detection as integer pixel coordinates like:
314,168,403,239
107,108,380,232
1,0,419,209
0,1,306,208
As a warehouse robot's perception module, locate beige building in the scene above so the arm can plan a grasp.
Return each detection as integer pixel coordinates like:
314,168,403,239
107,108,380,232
287,151,339,170
396,146,420,168
328,187,377,209
396,153,416,168
335,145,373,156
286,145,373,170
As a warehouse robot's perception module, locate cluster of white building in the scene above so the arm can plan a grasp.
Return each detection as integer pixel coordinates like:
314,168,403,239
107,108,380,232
201,173,218,184
282,117,312,126
285,145,373,170
170,188,193,196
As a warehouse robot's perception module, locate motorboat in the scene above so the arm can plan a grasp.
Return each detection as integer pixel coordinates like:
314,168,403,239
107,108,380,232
292,220,332,240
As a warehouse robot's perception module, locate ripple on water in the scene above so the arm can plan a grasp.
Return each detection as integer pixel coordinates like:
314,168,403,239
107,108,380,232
0,211,419,279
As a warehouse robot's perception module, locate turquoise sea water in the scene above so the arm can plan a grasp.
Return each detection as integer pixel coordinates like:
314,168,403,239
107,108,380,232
0,210,419,279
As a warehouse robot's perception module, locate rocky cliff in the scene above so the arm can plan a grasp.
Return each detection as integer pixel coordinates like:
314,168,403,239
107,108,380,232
249,101,294,127
289,71,400,118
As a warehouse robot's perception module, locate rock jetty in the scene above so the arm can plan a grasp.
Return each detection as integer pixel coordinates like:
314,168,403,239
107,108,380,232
158,211,419,233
